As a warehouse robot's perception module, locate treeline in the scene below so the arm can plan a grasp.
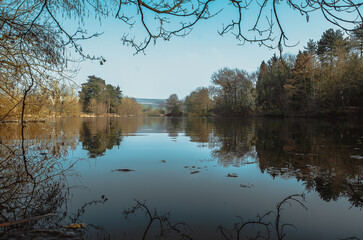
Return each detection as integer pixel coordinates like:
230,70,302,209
0,80,81,120
0,74,159,120
2,27,362,120
256,27,363,116
165,27,363,117
79,75,167,116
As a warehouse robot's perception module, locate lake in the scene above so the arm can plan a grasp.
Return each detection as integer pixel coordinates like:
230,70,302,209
0,117,362,239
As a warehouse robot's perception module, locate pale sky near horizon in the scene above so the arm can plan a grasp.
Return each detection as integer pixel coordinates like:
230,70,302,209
69,2,353,99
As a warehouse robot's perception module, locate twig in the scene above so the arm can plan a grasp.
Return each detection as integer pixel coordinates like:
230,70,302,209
0,213,57,228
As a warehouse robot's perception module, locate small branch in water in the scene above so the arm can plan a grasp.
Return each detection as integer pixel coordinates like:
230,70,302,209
112,168,135,172
227,173,238,178
239,183,254,188
69,196,108,223
0,213,57,228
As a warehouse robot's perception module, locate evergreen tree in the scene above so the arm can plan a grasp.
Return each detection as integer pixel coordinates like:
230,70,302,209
317,29,344,62
79,75,122,114
304,39,317,54
285,51,313,112
351,24,363,58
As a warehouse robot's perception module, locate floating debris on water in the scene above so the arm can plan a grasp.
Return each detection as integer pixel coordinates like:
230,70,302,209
160,160,167,163
227,173,238,178
350,155,363,160
112,168,135,172
185,165,204,174
240,183,254,188
61,223,85,229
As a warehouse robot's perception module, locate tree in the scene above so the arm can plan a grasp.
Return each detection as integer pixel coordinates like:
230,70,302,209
284,51,313,112
351,24,363,58
48,81,81,116
79,76,106,113
118,97,143,116
111,0,363,53
184,87,213,116
166,94,183,116
79,75,122,115
0,1,80,121
256,61,269,111
317,29,345,63
304,39,317,54
256,55,292,115
2,1,361,57
105,84,122,114
211,68,255,116
1,0,362,121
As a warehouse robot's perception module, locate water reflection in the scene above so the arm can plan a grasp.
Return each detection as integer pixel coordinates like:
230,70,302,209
3,118,360,207
211,119,257,167
0,121,108,239
1,117,362,239
183,118,363,208
0,122,75,238
80,118,123,158
254,119,363,208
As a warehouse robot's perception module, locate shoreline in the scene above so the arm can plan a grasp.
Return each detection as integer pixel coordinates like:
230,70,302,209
1,110,362,124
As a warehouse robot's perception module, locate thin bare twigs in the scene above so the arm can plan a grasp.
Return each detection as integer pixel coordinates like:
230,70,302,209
123,200,194,240
218,194,307,240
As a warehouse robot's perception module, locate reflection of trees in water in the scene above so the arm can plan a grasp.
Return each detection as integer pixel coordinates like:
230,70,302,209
79,117,144,158
122,194,307,240
0,122,78,238
185,118,215,144
165,117,184,138
1,117,362,238
0,120,110,238
184,118,223,150
183,118,363,207
218,194,307,240
184,118,256,167
79,118,123,158
123,200,194,240
255,119,363,207
211,119,256,167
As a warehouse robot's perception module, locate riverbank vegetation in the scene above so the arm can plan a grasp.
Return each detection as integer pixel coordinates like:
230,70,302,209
180,27,363,117
1,26,362,120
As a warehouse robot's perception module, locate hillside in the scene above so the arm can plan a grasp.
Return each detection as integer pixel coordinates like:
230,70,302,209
135,98,166,109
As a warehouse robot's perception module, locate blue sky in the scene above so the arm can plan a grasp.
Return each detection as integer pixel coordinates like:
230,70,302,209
71,1,352,99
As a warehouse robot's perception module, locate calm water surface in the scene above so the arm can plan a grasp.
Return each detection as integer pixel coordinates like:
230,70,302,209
1,117,362,239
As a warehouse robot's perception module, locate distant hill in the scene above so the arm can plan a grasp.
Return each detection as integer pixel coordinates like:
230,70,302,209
135,98,166,109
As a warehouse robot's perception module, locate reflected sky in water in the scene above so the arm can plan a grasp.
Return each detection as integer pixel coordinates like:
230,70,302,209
1,117,362,239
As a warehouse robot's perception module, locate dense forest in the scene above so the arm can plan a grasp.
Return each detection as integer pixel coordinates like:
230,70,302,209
1,27,362,120
179,27,363,117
